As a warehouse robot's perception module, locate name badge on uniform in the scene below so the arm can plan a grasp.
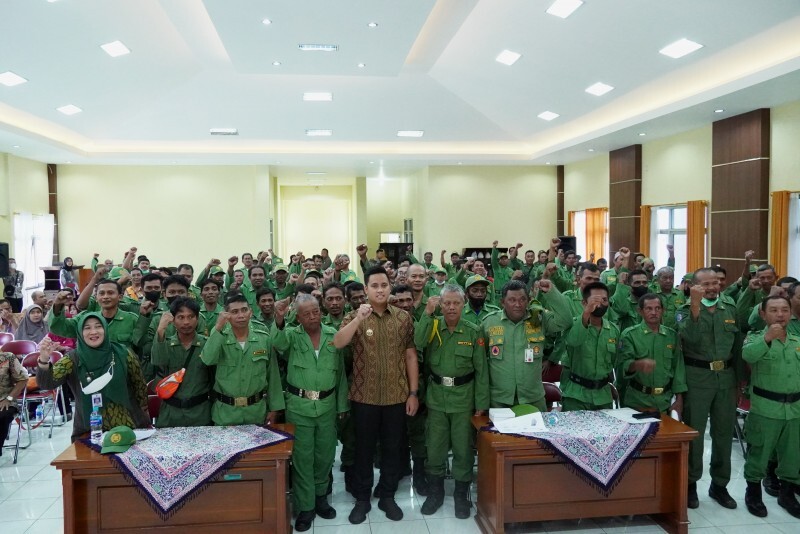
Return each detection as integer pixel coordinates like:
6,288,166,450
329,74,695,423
91,393,103,408
524,348,534,363
252,349,267,355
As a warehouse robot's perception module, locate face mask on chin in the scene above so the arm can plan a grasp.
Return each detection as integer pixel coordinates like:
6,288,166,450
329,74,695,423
166,295,183,305
591,305,608,317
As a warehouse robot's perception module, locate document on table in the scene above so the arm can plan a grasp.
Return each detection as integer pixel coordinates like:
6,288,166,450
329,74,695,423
494,412,549,434
602,408,660,424
488,408,515,423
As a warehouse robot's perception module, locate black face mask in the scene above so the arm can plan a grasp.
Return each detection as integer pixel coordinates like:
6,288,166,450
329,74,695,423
144,291,161,304
166,295,182,305
468,296,486,309
591,305,608,317
632,285,649,298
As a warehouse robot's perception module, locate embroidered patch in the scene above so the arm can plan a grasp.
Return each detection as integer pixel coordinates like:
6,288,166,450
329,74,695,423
666,344,674,349
608,338,616,344
533,345,541,354
477,338,485,347
490,345,501,357
110,433,122,444
487,326,504,336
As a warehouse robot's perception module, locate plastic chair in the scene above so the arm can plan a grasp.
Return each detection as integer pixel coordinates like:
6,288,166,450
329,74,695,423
0,332,14,345
543,381,563,412
2,339,38,358
21,351,66,439
4,388,32,464
541,362,563,384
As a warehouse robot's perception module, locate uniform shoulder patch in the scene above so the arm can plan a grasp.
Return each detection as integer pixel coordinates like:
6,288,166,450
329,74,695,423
477,338,485,346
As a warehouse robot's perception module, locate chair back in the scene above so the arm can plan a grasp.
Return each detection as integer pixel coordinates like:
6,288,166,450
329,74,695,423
2,339,38,357
0,332,14,345
22,351,64,370
541,362,563,383
543,381,562,412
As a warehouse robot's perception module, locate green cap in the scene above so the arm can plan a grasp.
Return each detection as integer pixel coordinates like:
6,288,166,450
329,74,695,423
342,272,360,285
273,264,289,273
209,266,224,276
101,425,136,454
748,264,758,274
682,273,694,282
465,274,491,289
498,251,509,259
434,267,447,275
304,269,322,279
108,266,128,280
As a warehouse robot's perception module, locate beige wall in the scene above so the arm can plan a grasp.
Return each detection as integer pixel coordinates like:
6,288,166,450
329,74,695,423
564,154,609,215
642,126,712,205
0,154,49,255
771,100,800,192
366,177,408,250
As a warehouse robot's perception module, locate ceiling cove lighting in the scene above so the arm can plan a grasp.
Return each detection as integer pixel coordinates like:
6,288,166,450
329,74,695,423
585,82,614,96
0,71,28,86
537,111,559,121
261,18,272,25
306,172,327,175
715,109,725,113
659,38,703,59
397,130,424,137
306,129,332,136
546,0,583,19
209,128,238,135
495,49,521,66
639,132,647,136
57,104,82,115
303,92,333,102
100,40,130,57
298,44,338,52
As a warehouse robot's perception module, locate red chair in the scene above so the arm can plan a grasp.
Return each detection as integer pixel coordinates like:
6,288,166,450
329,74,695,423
0,332,14,345
148,395,161,424
21,351,66,439
2,340,38,358
543,381,563,412
542,362,563,384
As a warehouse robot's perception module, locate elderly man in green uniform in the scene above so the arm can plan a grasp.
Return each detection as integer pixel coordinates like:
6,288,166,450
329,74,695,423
737,264,777,332
600,251,626,294
49,279,138,348
491,241,517,300
198,279,223,336
618,293,686,415
415,285,489,519
677,267,741,510
652,267,685,329
406,263,430,321
741,296,800,518
200,293,284,425
151,297,212,427
424,267,449,298
561,282,619,411
483,279,571,411
272,294,349,531
462,275,501,325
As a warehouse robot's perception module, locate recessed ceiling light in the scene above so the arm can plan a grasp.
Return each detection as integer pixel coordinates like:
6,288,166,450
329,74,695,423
457,162,463,165
369,161,375,164
546,0,583,19
303,92,333,102
12,145,20,148
306,129,332,136
639,132,647,136
100,40,130,57
585,82,614,96
298,44,338,52
538,111,559,121
714,109,725,113
546,162,551,165
397,130,424,138
261,18,272,25
0,71,28,87
588,148,595,152
272,60,281,66
659,38,703,59
57,104,82,115
210,128,238,135
368,22,378,28
357,63,366,68
496,49,522,66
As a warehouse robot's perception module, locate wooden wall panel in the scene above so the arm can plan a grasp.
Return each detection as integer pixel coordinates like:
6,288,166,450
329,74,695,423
711,108,770,165
710,211,769,262
711,160,770,212
609,181,642,217
609,217,639,253
610,145,641,183
609,145,642,254
47,164,59,263
557,165,565,236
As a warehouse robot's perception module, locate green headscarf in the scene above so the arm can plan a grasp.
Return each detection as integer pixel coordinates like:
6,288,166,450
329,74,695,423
75,313,131,424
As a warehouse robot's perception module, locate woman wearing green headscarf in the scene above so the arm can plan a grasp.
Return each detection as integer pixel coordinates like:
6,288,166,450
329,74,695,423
37,313,150,441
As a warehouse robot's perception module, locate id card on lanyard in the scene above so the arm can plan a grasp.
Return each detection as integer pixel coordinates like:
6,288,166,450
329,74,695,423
92,393,103,408
524,346,534,363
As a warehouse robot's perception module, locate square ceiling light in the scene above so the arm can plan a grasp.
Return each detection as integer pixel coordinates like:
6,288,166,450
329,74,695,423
496,50,522,66
538,111,560,121
0,71,27,86
306,129,333,136
546,0,583,19
101,40,130,57
57,104,82,115
659,38,703,59
397,130,424,137
303,92,333,102
585,82,614,96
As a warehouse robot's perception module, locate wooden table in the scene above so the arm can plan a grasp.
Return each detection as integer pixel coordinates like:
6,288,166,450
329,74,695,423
473,415,698,534
52,424,295,534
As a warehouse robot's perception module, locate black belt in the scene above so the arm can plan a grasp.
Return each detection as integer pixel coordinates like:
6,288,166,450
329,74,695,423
430,371,475,387
684,356,731,371
212,390,266,407
286,384,334,400
569,373,609,390
629,379,672,396
162,394,209,409
753,386,800,404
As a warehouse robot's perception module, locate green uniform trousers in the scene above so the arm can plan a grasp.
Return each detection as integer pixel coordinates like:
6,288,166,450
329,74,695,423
337,411,356,466
287,409,338,512
492,397,547,412
425,408,474,482
562,396,613,412
683,385,736,486
744,413,800,484
406,405,427,460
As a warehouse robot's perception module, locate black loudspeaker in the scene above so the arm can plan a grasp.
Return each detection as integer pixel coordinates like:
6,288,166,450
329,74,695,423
557,236,577,254
0,242,8,278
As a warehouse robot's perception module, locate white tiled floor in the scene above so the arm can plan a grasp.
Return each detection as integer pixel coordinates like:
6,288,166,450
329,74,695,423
2,420,798,533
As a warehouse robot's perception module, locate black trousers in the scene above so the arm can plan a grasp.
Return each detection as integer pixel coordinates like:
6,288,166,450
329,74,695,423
0,406,18,450
351,401,407,501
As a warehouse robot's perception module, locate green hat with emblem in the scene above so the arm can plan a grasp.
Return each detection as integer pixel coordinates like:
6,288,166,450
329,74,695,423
209,266,224,276
108,266,128,281
682,273,693,282
434,267,447,275
465,274,491,289
273,264,289,273
498,251,509,259
342,272,361,285
100,425,136,454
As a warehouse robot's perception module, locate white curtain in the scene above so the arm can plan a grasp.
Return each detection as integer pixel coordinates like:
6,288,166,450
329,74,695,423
13,212,55,301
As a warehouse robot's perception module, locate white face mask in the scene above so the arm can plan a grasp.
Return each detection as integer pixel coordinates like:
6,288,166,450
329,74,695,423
81,358,115,394
9,263,16,269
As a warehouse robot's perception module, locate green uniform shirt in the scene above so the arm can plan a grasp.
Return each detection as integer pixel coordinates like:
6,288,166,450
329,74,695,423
453,269,497,305
200,325,285,425
563,316,620,406
550,258,576,293
415,314,489,413
743,330,800,420
48,308,138,348
462,302,501,326
199,304,224,336
657,289,686,330
151,334,212,427
676,295,742,389
737,288,768,333
619,323,687,412
322,313,344,330
491,247,514,295
610,284,643,333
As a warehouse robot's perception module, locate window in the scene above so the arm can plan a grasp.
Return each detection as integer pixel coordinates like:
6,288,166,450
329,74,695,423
573,210,586,258
379,232,402,243
13,212,54,301
651,205,688,282
788,193,800,278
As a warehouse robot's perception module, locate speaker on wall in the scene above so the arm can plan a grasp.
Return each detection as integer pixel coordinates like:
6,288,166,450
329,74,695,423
557,236,577,254
0,242,8,278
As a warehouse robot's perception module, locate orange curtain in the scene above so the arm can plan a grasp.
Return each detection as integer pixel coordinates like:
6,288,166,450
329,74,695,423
770,191,791,276
639,205,651,258
687,200,708,272
568,210,575,236
586,207,608,260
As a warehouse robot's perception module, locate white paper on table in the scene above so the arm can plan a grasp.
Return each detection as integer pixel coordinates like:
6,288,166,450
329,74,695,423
134,429,157,440
602,407,660,424
488,408,515,423
494,412,549,434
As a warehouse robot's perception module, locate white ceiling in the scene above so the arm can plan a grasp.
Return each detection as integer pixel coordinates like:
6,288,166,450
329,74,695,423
1,0,800,176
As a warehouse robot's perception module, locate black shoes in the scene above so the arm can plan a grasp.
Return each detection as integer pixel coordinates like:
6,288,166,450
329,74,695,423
294,510,315,532
687,482,699,509
378,497,403,521
421,475,445,515
745,481,767,517
454,480,472,519
778,481,800,519
763,462,780,497
412,458,429,496
708,483,737,509
348,500,371,524
315,495,336,519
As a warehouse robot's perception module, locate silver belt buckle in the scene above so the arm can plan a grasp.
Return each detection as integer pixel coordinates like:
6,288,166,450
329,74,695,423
442,376,455,387
305,390,321,400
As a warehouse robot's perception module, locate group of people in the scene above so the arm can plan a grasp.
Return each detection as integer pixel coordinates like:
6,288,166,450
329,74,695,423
1,239,799,530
